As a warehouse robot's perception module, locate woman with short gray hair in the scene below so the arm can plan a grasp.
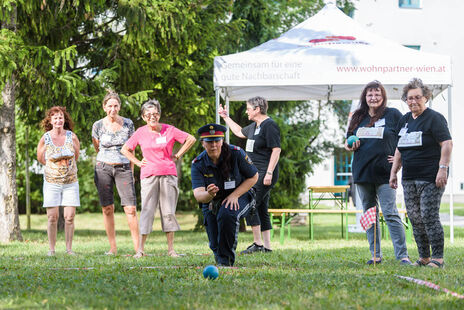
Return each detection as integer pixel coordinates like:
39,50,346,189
121,98,196,258
219,96,281,254
390,78,452,268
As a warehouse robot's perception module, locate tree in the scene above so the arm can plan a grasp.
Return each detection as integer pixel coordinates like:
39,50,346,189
3,0,243,229
0,1,22,242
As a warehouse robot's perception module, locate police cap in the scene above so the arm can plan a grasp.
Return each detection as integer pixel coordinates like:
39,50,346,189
197,123,227,141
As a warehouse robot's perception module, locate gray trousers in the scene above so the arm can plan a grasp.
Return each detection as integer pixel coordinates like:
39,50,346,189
356,183,409,260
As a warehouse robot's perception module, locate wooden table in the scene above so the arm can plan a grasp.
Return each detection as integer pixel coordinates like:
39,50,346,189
308,185,350,240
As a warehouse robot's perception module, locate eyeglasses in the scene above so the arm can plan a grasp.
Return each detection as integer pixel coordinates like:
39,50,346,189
406,95,424,102
144,113,160,119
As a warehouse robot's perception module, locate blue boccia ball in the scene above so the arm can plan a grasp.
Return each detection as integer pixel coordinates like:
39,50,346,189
203,265,219,280
347,135,359,148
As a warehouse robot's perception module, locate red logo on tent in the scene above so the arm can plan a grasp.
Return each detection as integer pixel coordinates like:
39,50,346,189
309,36,356,43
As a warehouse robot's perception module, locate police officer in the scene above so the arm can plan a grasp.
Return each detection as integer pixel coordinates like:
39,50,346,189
191,124,258,266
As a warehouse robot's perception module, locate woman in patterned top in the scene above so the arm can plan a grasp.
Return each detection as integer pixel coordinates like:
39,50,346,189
37,106,80,256
92,91,140,256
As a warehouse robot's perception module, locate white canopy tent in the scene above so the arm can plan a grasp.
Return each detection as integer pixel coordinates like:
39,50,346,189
213,3,455,241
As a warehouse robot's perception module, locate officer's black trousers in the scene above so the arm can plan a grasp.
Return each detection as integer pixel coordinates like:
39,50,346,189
202,191,254,266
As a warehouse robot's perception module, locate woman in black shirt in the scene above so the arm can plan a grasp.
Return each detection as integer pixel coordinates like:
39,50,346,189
219,96,281,254
390,78,452,268
346,80,411,265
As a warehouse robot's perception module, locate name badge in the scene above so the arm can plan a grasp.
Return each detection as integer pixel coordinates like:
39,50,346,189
246,139,255,152
398,128,408,136
374,118,385,127
356,127,385,139
398,131,422,147
156,136,167,144
224,180,236,190
254,127,261,135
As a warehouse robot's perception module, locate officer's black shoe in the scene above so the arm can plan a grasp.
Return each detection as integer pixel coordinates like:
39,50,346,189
240,242,264,254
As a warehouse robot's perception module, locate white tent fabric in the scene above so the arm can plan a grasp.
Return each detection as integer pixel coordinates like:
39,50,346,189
214,3,451,101
213,3,455,242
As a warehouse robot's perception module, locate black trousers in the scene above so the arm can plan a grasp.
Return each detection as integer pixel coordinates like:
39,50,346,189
202,191,255,266
245,171,278,231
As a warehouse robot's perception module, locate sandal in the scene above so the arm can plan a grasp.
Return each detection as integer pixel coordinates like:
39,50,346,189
168,251,180,258
413,259,429,267
104,251,116,256
427,260,444,268
47,250,55,257
66,250,77,256
133,251,146,259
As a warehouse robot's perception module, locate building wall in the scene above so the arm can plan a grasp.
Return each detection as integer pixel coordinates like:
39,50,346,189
352,0,464,200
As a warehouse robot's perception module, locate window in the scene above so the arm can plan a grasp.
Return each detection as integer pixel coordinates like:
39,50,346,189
399,0,421,9
404,45,421,50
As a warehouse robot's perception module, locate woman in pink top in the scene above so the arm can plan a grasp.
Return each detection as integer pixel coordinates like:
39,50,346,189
121,99,196,258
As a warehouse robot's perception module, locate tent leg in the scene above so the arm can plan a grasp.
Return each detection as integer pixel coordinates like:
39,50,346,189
448,86,454,244
225,96,230,144
215,88,220,124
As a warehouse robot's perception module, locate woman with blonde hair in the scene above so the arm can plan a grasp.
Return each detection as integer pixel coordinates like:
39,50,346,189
92,90,140,255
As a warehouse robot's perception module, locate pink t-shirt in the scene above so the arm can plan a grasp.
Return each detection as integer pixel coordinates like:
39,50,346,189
125,124,188,179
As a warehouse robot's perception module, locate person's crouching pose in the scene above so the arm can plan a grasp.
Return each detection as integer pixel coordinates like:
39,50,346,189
191,124,258,266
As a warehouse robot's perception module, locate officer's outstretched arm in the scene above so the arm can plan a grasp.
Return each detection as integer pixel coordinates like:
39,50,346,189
223,172,258,211
193,183,220,203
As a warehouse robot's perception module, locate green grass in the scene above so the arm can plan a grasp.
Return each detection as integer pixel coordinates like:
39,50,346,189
1,212,464,309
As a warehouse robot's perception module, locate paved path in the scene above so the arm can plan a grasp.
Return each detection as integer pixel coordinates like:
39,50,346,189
440,213,464,227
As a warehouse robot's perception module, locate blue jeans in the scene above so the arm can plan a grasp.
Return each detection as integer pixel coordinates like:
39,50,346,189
356,183,409,260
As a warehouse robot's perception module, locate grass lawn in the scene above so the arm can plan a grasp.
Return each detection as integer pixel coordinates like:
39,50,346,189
1,211,464,309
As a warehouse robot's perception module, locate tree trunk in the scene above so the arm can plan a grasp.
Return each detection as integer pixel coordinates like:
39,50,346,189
0,77,23,242
0,4,22,242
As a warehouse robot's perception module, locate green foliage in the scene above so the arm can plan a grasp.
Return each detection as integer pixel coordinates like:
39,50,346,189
6,0,354,216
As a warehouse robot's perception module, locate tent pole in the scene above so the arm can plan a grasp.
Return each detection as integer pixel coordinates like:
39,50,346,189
225,96,230,144
448,85,454,243
215,88,220,124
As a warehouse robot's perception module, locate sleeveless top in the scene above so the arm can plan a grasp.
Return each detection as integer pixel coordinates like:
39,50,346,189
44,130,78,184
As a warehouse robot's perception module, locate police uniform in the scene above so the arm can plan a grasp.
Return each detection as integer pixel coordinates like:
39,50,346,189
191,124,258,266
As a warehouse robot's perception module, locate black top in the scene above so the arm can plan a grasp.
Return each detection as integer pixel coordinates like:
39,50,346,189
347,107,402,184
396,108,451,182
241,118,280,173
191,145,258,208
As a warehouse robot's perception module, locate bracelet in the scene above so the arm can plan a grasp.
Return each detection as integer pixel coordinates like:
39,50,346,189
266,171,273,175
439,165,448,169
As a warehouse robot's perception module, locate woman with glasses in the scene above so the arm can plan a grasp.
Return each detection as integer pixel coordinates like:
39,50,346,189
390,78,452,268
121,99,196,258
346,80,411,265
218,96,281,254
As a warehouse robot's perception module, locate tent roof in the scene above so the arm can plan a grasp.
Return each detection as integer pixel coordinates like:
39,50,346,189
214,4,451,101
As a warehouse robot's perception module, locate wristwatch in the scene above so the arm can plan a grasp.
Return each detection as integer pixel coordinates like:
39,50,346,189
439,165,448,169
266,171,273,175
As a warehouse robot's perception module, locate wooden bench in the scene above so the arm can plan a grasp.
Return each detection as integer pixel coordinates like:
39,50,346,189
269,208,412,245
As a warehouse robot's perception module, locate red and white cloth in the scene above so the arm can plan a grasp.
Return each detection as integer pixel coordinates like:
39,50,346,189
360,206,377,231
